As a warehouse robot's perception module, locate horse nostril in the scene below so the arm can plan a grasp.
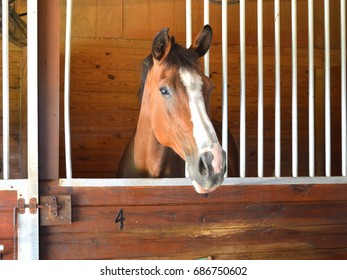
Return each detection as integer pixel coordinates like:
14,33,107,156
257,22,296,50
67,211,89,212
198,155,209,178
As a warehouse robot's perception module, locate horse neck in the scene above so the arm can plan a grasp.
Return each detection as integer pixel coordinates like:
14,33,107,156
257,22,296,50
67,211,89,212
133,101,168,177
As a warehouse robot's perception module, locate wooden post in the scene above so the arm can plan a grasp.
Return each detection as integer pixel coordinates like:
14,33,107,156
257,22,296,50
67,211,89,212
38,0,60,179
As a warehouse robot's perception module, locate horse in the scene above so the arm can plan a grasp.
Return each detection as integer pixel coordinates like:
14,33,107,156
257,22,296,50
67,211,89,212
117,25,236,194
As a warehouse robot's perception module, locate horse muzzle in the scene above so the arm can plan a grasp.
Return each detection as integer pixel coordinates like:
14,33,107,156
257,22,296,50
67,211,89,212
187,145,226,194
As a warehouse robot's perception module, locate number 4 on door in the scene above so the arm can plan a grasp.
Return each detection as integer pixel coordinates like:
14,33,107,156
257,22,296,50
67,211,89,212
115,209,125,230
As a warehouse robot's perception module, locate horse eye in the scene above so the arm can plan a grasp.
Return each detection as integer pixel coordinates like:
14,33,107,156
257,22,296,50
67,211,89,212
159,86,170,97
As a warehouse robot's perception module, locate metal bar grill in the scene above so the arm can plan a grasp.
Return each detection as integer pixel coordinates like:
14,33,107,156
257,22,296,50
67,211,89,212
61,0,347,186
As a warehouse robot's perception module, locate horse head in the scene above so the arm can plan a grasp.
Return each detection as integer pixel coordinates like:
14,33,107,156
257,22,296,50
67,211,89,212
140,25,226,194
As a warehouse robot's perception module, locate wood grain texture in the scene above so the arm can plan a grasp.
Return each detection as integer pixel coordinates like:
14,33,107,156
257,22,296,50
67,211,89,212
0,48,25,178
60,0,342,48
40,182,347,206
1,0,345,261
40,182,347,260
96,0,123,38
40,225,347,260
0,191,17,260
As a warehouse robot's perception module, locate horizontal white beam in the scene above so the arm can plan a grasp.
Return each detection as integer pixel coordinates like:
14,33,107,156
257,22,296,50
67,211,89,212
59,177,347,188
0,179,28,191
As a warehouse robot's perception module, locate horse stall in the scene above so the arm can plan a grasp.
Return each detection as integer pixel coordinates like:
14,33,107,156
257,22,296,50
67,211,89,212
1,0,347,260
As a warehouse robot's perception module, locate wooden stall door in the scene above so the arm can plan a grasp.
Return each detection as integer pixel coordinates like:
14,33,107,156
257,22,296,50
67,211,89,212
0,191,17,260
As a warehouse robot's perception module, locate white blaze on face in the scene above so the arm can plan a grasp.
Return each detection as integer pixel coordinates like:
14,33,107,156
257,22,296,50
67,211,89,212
179,68,223,175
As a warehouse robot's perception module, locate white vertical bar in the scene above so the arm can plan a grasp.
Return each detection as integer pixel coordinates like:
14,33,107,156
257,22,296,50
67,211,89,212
19,0,39,260
240,0,246,178
64,0,73,179
27,0,39,199
274,0,281,177
341,0,347,176
292,0,298,177
185,0,192,178
257,0,264,178
186,0,192,48
2,0,10,179
324,0,331,177
222,0,229,177
308,0,315,177
204,0,210,77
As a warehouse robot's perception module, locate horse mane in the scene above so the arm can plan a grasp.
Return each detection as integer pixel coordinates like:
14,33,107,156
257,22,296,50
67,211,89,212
137,36,199,104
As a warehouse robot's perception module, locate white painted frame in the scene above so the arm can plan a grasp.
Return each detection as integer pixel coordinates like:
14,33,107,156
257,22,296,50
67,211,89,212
61,0,347,188
0,0,39,259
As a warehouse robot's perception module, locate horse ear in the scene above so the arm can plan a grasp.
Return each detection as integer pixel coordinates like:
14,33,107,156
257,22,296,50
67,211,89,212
152,28,172,61
191,25,213,57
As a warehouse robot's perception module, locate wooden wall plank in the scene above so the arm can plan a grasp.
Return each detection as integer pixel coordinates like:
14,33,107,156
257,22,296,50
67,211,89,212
172,0,188,42
68,45,148,71
313,0,341,49
96,0,123,38
40,182,347,206
72,0,97,38
124,0,149,40
215,248,347,260
40,181,347,260
40,224,347,260
0,47,25,178
0,191,17,208
40,202,347,235
67,68,140,93
0,212,15,240
0,240,15,260
62,0,342,48
149,0,174,38
0,191,17,260
20,47,27,178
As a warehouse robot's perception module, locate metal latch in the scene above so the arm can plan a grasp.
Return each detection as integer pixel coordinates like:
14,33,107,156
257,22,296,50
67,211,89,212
16,195,71,226
17,197,40,215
